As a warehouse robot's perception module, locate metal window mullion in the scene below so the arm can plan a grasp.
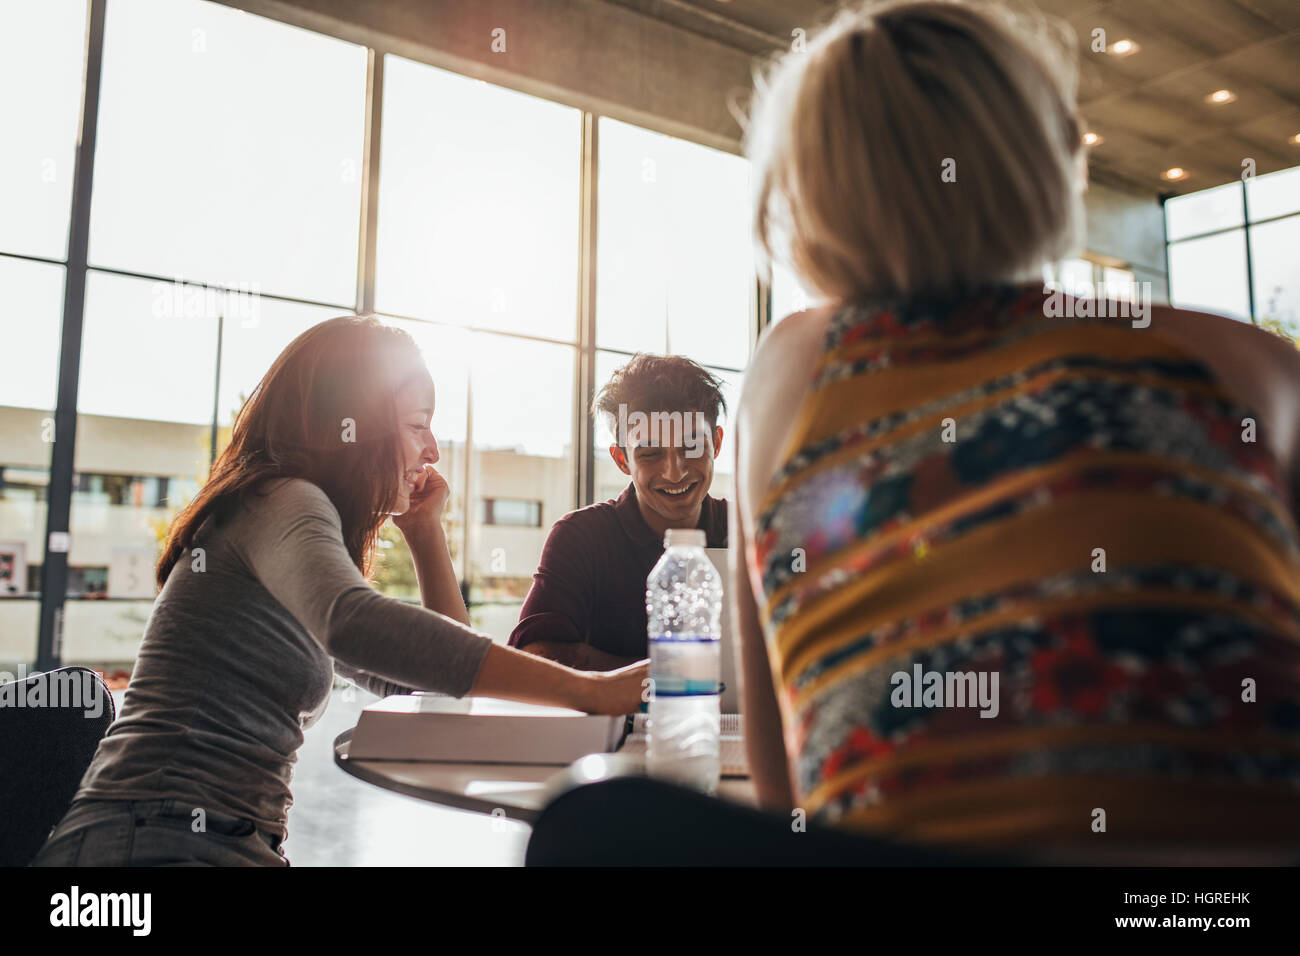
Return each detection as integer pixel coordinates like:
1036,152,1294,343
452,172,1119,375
374,312,581,350
84,263,352,312
592,344,744,378
1241,178,1257,323
37,0,107,672
1160,193,1173,307
461,352,474,604
1161,205,1300,251
0,250,70,269
575,111,599,509
209,314,223,469
1241,209,1300,230
1165,222,1247,244
356,48,384,315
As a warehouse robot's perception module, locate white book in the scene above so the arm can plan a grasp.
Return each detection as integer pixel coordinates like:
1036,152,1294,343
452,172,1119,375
348,694,628,765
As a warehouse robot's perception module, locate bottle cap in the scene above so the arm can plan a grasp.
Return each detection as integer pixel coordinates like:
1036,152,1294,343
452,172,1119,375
664,529,706,548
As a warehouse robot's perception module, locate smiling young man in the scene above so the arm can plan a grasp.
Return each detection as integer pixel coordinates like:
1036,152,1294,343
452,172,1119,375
508,354,728,670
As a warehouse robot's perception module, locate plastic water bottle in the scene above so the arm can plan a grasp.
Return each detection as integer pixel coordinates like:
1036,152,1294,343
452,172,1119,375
646,528,722,794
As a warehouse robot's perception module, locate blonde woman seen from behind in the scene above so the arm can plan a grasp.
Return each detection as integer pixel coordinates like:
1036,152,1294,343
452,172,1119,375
733,0,1300,864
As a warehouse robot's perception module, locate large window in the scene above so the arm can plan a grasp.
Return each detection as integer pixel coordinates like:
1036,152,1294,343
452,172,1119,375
66,0,368,668
594,119,752,507
466,335,577,638
14,0,762,670
69,271,219,664
1250,214,1300,332
1166,166,1300,333
597,118,754,368
0,258,65,670
0,0,86,671
373,55,583,641
376,57,581,339
0,0,87,260
87,0,367,303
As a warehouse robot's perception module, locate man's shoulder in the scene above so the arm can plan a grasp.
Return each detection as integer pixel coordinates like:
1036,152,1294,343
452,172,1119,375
544,495,624,543
703,493,730,546
529,497,628,586
703,493,729,512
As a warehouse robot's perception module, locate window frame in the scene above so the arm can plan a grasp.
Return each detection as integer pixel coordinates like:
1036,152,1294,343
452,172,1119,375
22,0,766,670
1163,172,1300,326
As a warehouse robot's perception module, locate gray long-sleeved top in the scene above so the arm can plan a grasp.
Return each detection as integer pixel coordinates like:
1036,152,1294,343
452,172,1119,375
73,477,493,839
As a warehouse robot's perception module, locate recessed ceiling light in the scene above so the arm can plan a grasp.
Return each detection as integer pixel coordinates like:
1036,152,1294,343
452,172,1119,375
1082,131,1103,146
1108,39,1139,56
1206,89,1237,105
1289,133,1300,145
1162,167,1189,181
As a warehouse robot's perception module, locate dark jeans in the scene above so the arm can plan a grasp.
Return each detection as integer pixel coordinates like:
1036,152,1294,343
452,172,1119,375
30,797,289,867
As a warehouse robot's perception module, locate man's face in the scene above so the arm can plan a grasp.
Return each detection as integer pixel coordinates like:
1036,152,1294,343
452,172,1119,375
611,409,723,527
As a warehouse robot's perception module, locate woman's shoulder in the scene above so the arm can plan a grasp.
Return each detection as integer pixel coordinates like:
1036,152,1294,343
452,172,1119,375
737,303,841,506
747,303,838,394
217,477,347,569
762,301,839,349
1150,304,1299,362
1147,304,1300,484
740,306,837,442
1147,304,1300,405
241,476,340,522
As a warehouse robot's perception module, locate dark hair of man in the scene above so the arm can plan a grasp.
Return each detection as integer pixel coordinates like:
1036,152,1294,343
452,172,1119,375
593,353,727,436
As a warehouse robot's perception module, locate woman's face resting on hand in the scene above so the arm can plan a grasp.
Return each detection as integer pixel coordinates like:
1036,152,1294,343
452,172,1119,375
391,370,440,516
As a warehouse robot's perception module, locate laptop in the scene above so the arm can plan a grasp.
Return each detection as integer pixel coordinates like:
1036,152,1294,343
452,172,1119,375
705,547,741,715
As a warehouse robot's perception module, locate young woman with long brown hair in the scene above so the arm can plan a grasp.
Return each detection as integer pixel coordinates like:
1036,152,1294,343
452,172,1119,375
32,315,646,866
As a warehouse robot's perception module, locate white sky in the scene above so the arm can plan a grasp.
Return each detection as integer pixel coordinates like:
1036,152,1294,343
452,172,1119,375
596,117,754,369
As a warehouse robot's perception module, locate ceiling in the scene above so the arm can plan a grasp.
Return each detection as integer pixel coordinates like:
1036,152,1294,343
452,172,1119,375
603,0,1300,195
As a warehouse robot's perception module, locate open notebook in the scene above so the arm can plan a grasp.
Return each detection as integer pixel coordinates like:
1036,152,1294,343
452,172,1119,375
615,713,748,778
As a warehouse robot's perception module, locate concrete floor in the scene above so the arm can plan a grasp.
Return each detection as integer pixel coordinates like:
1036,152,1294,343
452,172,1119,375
281,685,531,866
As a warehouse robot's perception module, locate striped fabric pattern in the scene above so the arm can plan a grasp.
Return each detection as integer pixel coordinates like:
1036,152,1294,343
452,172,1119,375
752,284,1300,850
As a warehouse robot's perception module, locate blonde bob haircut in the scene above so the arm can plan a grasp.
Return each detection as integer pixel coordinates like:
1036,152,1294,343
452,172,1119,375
745,0,1086,303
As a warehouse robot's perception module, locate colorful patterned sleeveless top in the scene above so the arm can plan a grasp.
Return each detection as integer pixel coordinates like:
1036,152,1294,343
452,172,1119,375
751,283,1300,852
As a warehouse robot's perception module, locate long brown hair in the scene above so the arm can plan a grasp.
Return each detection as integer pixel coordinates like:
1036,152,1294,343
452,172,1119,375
156,314,427,588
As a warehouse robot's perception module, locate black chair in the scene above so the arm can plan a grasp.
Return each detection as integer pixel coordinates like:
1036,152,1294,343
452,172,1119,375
0,666,116,866
525,761,1017,866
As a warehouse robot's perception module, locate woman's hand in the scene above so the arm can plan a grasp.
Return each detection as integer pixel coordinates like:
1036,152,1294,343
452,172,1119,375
577,658,650,715
393,464,450,535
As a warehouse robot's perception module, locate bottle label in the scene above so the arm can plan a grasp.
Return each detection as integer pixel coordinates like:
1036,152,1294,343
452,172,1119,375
649,634,720,697
652,680,721,698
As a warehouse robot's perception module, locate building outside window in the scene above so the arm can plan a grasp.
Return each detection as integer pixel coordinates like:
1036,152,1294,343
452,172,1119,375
480,499,543,529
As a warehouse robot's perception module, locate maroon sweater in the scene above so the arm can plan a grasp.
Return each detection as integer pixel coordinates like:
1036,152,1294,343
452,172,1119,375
508,483,728,662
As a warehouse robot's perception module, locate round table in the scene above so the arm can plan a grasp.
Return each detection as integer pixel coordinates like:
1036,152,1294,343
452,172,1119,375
334,726,756,824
